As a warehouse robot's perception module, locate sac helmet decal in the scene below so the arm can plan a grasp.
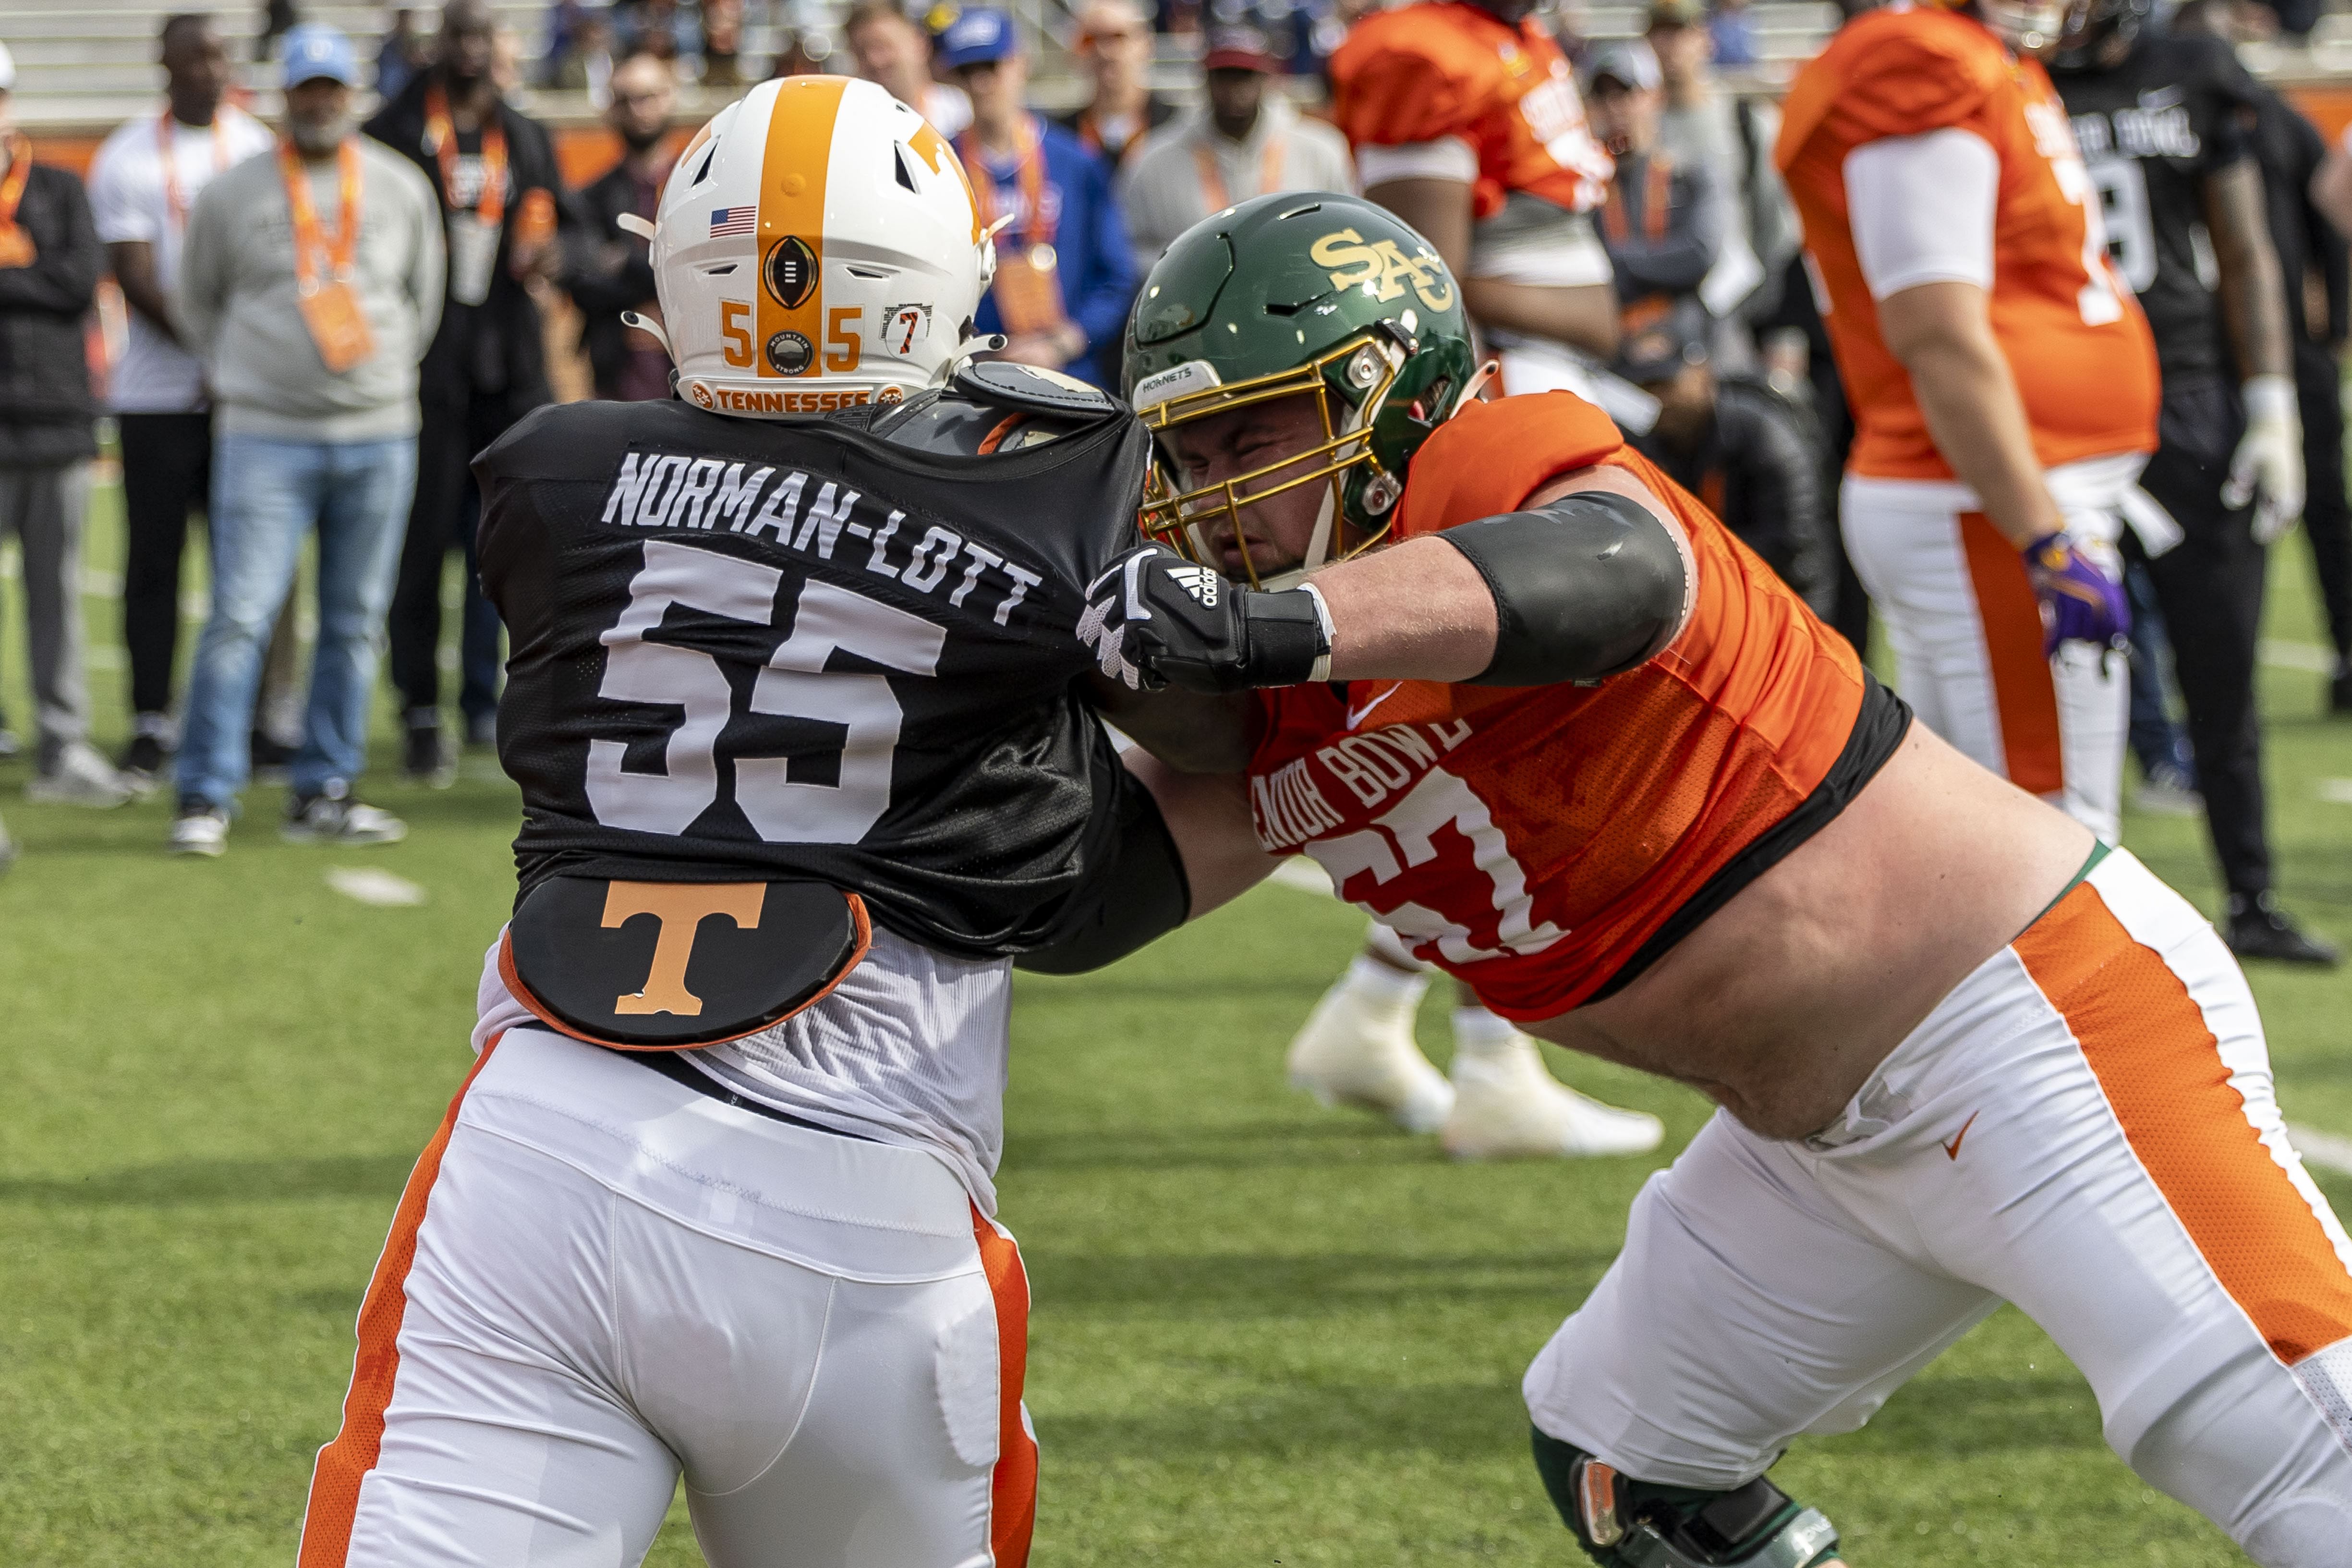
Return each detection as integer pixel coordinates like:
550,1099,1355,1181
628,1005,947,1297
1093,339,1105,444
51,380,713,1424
765,235,819,309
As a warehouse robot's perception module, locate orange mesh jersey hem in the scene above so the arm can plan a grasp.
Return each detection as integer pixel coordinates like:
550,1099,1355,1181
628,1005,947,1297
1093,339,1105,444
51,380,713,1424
1250,392,1865,1021
2017,887,2352,1368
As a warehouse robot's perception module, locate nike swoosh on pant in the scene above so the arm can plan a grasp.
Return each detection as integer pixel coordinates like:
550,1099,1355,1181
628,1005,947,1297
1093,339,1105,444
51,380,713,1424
1943,1110,1981,1161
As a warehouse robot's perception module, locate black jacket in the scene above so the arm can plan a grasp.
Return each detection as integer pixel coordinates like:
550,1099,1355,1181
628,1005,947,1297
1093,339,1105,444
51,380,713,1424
1632,376,1831,616
563,158,660,399
364,72,566,415
0,161,102,466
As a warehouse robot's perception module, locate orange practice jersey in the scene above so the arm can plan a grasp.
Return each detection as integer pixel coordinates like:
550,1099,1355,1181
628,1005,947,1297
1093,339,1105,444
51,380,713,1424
1248,394,1869,1021
1330,1,1612,219
1775,4,2158,480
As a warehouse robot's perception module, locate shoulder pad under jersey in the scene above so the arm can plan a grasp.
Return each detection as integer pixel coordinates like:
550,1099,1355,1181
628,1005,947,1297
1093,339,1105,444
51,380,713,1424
950,360,1124,420
866,383,1107,457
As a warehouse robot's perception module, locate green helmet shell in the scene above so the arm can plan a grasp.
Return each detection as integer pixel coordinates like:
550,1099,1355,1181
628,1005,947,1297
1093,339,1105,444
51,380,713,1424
1123,191,1479,541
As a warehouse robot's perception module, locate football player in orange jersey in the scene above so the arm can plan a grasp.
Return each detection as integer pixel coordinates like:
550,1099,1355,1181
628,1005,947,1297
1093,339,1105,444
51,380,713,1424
1090,193,2352,1566
1331,0,1620,397
1314,0,1674,1157
1776,0,2158,843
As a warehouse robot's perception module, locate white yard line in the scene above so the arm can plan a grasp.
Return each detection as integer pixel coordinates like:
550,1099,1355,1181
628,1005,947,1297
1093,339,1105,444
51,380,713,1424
2291,1124,2352,1179
2261,639,2338,675
325,867,427,908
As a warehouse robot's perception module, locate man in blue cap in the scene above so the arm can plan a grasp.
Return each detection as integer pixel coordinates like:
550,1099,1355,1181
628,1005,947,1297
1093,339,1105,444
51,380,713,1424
168,23,445,855
937,7,1135,387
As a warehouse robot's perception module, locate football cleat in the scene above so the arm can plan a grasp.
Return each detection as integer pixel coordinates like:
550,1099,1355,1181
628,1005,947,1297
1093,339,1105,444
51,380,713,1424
1286,974,1455,1134
1442,1035,1664,1161
168,805,230,858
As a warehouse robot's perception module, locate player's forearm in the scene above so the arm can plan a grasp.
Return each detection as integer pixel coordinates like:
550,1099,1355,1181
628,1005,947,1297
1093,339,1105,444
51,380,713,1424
1314,535,1499,682
1122,750,1278,919
1879,282,2061,547
2207,161,2291,380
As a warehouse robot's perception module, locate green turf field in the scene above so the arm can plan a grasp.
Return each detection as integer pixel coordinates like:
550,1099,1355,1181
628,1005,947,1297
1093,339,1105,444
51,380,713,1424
3,480,2349,1564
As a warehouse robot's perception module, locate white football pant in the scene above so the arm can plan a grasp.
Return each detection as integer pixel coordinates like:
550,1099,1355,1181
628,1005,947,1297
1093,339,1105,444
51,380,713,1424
297,1028,1036,1568
1842,454,2143,839
1525,851,2352,1566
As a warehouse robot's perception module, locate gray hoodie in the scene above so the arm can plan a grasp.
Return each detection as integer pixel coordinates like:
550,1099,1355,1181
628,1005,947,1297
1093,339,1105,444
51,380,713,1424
177,135,444,441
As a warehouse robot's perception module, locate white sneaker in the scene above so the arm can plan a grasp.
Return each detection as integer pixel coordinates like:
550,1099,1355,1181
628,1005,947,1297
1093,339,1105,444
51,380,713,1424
2133,764,2202,818
283,790,408,846
1286,975,1455,1133
168,807,230,857
1441,1035,1665,1160
27,741,133,808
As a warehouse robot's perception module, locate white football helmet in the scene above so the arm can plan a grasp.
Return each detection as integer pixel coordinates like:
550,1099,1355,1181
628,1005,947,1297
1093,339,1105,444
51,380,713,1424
635,75,997,418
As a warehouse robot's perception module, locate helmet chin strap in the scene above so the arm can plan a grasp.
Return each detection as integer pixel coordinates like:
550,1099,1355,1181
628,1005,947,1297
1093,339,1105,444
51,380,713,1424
620,309,675,358
1261,487,1339,592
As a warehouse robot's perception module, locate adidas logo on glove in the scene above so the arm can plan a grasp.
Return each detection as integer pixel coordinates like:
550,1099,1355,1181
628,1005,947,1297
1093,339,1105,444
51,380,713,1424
1167,564,1220,607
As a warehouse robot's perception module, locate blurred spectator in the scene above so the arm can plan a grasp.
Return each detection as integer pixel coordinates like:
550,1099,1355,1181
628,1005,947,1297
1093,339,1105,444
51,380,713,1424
845,1,968,136
492,27,528,98
541,0,592,76
700,0,750,86
615,0,700,62
257,0,301,62
2182,0,2352,713
88,14,277,790
380,9,435,100
769,29,837,76
0,45,123,808
1585,42,1723,306
1059,0,1176,168
1645,0,1767,324
170,25,444,855
365,0,565,776
940,8,1135,387
565,52,675,400
1619,296,1830,611
1117,24,1353,264
550,10,618,104
1707,0,1758,67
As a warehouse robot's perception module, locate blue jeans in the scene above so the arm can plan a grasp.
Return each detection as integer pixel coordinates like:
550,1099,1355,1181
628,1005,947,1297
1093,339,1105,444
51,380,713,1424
175,433,416,811
2123,558,2195,785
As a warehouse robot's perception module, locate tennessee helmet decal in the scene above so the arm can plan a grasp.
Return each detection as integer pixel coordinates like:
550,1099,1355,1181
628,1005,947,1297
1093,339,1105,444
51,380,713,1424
646,76,996,417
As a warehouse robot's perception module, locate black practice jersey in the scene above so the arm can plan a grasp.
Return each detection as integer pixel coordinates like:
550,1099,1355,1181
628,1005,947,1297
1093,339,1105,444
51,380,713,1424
2055,33,2261,382
473,390,1154,960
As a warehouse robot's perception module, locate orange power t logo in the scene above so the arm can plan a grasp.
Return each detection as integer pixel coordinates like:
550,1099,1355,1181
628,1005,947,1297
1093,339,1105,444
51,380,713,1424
601,881,764,1017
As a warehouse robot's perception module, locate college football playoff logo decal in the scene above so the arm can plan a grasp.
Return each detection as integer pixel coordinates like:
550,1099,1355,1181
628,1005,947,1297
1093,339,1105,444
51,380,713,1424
764,235,819,309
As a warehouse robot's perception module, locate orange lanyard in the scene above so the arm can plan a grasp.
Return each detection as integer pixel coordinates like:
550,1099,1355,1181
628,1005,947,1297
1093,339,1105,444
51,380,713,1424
959,115,1055,251
1192,135,1284,214
424,81,506,224
0,135,31,228
158,111,231,231
1600,154,1674,246
279,139,363,292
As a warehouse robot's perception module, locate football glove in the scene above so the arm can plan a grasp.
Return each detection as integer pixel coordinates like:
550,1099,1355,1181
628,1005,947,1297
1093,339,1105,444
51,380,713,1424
2021,530,2128,659
1077,544,1332,694
2222,374,2304,544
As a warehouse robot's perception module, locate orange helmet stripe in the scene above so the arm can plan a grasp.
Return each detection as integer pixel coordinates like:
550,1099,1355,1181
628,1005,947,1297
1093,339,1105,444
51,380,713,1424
908,120,984,244
754,75,848,379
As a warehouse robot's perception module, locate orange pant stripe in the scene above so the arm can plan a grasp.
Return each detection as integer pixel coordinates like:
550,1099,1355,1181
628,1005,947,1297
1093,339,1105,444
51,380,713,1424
1958,510,2065,797
295,1034,505,1566
971,1205,1038,1568
2018,890,2352,1366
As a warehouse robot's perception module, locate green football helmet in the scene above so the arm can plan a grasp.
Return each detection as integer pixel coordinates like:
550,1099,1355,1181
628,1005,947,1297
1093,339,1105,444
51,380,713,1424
1122,191,1483,586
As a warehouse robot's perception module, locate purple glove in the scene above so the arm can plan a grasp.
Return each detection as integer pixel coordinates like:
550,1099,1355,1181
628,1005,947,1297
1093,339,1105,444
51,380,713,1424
2021,531,2128,658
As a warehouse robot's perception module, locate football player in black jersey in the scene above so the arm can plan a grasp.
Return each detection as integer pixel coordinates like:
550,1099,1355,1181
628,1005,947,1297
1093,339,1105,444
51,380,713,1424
2052,0,2338,965
288,76,1271,1568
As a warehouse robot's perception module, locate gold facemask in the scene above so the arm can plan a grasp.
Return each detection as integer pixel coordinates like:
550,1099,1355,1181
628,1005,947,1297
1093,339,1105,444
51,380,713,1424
1133,333,1406,589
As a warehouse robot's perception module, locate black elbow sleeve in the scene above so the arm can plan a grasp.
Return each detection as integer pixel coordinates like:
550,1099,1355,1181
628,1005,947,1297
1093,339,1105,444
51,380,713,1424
1014,766,1192,975
1439,490,1694,686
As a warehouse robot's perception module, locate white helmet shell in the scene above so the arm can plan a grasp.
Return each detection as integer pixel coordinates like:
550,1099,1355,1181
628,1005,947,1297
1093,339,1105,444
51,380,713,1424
649,75,995,418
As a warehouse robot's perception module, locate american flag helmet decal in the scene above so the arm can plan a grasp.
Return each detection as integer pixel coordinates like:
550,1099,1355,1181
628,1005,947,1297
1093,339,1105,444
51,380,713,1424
709,205,756,237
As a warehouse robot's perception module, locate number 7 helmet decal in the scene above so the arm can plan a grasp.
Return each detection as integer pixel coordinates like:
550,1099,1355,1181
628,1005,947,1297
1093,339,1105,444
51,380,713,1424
635,76,998,418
